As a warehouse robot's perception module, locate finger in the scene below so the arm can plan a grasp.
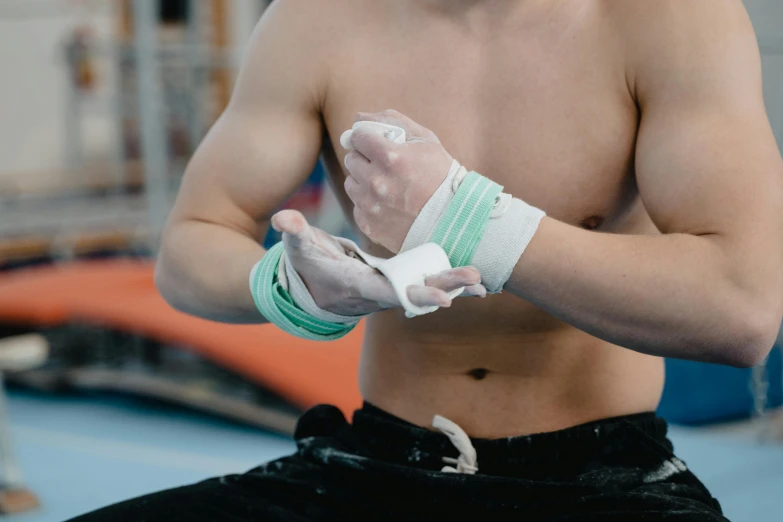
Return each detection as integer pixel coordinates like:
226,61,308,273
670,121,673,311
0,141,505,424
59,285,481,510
343,150,374,183
460,284,487,298
343,149,369,172
360,276,453,310
356,109,437,142
343,175,364,205
270,209,313,249
349,127,400,166
354,272,400,310
406,285,452,308
424,266,481,293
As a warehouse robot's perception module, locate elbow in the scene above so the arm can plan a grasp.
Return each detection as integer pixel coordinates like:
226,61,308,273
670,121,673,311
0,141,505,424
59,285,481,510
153,261,169,300
718,305,780,368
154,257,177,309
154,244,187,314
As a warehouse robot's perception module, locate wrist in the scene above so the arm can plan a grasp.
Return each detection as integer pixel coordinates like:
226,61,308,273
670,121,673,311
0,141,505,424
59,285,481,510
280,253,367,323
248,243,359,341
400,160,545,293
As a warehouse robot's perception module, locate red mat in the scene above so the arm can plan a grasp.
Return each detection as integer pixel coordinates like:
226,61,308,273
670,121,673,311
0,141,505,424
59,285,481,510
0,261,364,415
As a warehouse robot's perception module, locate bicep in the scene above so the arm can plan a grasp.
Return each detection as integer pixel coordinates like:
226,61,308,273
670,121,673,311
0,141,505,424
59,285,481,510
635,97,782,241
169,0,325,237
634,2,783,244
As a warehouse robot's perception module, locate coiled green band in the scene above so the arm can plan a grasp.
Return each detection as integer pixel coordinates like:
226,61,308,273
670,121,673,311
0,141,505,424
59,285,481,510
250,243,357,341
430,171,504,267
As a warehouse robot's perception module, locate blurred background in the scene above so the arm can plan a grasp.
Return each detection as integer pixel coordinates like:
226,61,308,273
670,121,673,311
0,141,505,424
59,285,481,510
0,1,781,521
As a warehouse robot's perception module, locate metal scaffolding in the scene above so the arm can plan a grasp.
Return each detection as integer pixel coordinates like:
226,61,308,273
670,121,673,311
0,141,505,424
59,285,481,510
133,0,170,239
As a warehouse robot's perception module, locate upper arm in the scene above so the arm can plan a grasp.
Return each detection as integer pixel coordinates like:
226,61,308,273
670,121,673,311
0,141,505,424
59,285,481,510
168,0,327,237
630,1,783,299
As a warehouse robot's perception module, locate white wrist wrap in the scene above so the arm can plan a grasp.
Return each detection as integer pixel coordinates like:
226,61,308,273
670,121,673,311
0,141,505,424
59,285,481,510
280,254,364,325
471,196,545,293
401,159,545,293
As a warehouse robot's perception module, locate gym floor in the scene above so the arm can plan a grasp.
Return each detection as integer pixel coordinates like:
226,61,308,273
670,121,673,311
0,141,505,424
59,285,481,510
6,388,783,522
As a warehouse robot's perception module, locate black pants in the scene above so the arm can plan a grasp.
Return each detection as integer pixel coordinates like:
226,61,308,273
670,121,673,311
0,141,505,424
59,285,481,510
69,403,728,521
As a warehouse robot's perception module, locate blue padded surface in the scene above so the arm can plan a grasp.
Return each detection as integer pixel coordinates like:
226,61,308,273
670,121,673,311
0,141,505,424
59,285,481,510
669,427,783,522
5,390,295,522
659,346,782,425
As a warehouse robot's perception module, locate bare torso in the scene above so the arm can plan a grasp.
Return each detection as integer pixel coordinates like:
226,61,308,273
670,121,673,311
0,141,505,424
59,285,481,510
313,0,664,438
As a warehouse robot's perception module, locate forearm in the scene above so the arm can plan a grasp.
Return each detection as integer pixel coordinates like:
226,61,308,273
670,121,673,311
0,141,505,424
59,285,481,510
155,219,267,324
506,218,775,366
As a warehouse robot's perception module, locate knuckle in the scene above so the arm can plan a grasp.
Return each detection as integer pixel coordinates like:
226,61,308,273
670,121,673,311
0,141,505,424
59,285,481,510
385,151,399,166
370,177,388,197
381,150,403,169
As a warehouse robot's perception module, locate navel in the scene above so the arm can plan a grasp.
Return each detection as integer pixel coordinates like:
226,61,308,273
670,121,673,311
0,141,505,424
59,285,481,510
467,368,490,381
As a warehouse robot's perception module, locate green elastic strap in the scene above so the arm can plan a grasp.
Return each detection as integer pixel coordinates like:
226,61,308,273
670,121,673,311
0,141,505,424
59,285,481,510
250,243,357,341
430,171,503,267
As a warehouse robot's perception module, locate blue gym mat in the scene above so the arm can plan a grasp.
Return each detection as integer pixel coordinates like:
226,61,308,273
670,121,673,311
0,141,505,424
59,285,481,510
5,389,782,522
5,390,295,522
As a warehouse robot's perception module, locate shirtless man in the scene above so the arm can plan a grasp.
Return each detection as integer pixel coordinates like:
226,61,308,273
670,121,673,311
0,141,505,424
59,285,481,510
72,1,783,521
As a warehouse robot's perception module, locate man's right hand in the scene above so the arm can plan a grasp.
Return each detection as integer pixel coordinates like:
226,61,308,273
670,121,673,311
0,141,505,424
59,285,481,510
271,210,485,317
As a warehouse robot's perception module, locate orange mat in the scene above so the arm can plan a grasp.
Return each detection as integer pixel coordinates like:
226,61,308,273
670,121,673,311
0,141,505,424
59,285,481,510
0,261,364,415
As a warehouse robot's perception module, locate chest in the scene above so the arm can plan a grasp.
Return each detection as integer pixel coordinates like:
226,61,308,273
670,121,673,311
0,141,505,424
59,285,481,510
322,4,640,230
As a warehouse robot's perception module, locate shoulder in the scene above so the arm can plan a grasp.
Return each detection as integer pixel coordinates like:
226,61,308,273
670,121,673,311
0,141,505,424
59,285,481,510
236,0,355,111
605,0,755,47
246,0,380,101
605,0,760,100
251,0,341,54
258,0,377,44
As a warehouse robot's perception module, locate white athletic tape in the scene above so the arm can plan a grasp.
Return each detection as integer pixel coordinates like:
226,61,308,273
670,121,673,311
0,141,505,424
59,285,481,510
335,238,463,318
276,235,463,321
471,197,545,293
340,121,407,150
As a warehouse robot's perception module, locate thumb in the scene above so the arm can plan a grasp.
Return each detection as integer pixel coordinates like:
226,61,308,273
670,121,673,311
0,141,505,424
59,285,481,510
271,209,314,249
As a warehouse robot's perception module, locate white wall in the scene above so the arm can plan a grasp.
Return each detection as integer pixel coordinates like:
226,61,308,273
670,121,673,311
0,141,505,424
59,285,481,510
745,0,783,40
0,1,117,190
0,1,266,195
229,0,265,67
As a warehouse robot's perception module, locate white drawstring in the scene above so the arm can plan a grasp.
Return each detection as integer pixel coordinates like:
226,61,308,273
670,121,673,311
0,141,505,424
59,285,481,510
432,415,478,475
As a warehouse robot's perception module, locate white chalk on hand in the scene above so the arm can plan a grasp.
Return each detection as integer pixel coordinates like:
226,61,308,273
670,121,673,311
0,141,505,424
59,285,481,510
340,121,406,150
339,120,461,318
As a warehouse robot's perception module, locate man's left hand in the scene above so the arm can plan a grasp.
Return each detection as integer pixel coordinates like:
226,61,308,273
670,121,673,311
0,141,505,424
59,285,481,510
343,109,453,253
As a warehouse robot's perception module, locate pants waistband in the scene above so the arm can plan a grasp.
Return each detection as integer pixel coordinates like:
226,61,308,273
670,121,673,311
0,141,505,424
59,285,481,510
295,402,670,475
